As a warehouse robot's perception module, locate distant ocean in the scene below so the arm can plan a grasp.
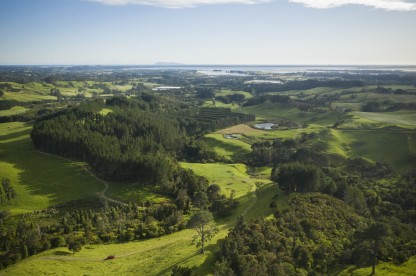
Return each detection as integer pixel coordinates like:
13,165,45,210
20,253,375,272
121,65,416,74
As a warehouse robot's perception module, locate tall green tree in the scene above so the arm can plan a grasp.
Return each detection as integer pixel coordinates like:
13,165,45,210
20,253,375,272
187,211,217,254
357,222,390,275
68,240,82,254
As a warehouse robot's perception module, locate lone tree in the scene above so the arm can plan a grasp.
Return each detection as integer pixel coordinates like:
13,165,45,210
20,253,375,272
357,222,390,275
187,211,217,254
68,239,82,254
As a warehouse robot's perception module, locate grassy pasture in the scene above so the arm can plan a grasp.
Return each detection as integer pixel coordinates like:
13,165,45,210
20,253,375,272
330,102,362,111
216,123,267,136
352,110,416,128
320,128,353,158
216,123,322,140
237,102,345,126
0,106,28,116
0,81,133,103
313,127,416,172
200,133,251,161
5,163,282,276
99,108,114,115
1,91,55,102
347,129,416,173
179,162,265,199
0,82,55,102
335,256,416,276
203,89,253,109
202,100,239,109
341,92,416,104
107,184,172,205
217,89,253,99
0,122,102,214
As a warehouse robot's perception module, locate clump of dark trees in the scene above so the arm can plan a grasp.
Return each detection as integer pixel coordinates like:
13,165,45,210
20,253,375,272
31,96,252,183
215,191,416,275
214,134,416,275
215,174,416,275
0,178,16,203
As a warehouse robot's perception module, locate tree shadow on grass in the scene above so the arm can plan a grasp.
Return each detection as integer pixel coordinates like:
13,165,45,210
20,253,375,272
154,252,199,276
202,136,250,159
54,251,72,256
0,133,102,211
196,242,222,274
0,128,31,141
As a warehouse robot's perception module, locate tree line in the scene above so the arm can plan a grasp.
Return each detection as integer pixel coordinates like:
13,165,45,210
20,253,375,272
214,192,416,275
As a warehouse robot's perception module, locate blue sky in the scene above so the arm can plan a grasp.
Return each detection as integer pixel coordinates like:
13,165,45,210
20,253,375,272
0,0,415,65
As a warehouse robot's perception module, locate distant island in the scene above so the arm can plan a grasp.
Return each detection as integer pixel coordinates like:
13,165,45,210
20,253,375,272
153,62,185,66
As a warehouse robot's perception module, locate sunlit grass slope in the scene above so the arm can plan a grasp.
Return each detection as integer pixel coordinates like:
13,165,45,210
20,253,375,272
4,164,283,276
0,81,134,103
180,162,264,198
0,106,28,116
107,184,172,204
313,127,416,172
217,89,253,99
0,122,102,214
352,110,416,129
237,102,345,126
347,129,416,173
336,256,416,276
0,82,55,102
200,133,251,161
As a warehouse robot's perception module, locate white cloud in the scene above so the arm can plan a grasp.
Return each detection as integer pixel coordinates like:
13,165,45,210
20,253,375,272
87,0,271,8
288,0,416,11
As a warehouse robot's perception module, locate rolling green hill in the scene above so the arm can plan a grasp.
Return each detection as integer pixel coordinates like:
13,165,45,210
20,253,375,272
0,122,102,214
3,163,283,276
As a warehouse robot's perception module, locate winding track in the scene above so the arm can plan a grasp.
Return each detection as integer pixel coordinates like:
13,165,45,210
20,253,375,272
37,151,127,206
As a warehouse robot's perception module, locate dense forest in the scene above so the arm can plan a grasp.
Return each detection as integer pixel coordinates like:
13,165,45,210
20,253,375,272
214,142,416,275
214,192,416,275
31,95,253,183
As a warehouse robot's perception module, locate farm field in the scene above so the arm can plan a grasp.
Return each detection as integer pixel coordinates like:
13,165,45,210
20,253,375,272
219,123,320,140
346,129,416,172
335,256,416,276
0,105,28,116
107,184,172,204
352,110,416,128
217,89,253,99
202,100,239,109
0,122,103,214
0,82,56,102
180,162,265,199
237,102,345,126
200,133,251,161
99,108,114,115
350,92,416,104
0,81,135,103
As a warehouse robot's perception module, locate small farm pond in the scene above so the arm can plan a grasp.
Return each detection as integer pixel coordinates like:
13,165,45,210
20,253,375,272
254,123,276,130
